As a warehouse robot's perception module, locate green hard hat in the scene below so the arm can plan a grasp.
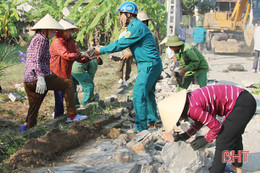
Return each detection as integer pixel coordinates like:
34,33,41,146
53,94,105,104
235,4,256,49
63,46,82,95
197,21,203,27
165,35,184,47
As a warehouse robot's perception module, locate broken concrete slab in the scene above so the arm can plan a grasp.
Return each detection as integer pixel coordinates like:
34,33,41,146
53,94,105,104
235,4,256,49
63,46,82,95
8,92,24,102
161,142,213,173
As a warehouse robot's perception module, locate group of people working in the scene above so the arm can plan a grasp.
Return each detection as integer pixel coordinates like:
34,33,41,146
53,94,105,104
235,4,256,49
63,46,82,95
20,2,256,173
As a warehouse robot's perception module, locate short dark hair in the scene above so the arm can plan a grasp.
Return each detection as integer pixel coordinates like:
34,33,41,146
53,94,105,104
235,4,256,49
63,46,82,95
132,14,137,17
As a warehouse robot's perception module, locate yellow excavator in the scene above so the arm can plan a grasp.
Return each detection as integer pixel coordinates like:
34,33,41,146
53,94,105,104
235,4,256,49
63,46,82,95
203,0,260,53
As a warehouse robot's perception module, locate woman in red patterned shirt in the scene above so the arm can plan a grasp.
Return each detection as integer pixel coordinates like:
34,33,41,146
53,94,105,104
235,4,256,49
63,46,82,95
49,19,89,118
159,85,256,173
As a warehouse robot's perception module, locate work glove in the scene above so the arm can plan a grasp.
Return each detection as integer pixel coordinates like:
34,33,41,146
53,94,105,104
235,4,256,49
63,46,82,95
36,76,47,94
173,132,190,142
190,136,208,150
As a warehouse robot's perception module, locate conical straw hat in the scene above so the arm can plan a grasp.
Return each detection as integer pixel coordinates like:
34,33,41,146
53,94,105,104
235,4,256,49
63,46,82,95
59,19,78,31
31,14,64,31
157,89,187,132
159,36,168,45
137,11,152,21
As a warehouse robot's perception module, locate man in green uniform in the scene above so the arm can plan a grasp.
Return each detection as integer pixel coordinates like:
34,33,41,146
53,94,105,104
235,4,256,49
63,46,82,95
166,35,208,91
71,56,103,107
92,1,162,133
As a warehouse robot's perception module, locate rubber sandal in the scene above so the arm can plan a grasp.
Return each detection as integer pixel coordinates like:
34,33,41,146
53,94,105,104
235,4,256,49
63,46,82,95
19,125,27,132
224,164,235,173
127,129,139,134
66,114,88,122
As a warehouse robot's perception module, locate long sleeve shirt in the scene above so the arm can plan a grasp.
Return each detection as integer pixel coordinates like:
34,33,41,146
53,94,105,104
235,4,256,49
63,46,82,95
100,18,161,67
186,85,242,142
23,33,51,82
49,36,85,79
192,27,207,44
178,26,186,41
175,43,208,77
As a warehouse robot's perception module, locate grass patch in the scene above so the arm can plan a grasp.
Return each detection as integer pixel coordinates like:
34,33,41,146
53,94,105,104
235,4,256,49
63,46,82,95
0,133,27,163
251,83,260,94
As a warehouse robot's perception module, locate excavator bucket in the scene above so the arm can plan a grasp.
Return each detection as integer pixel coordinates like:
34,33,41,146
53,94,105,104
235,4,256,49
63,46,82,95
214,39,253,53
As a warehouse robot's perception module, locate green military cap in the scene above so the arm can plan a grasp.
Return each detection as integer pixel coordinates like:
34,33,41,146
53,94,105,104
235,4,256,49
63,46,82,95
197,21,203,27
165,35,184,47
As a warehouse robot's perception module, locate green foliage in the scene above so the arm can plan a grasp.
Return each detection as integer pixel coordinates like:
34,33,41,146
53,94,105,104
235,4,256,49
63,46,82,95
27,0,76,22
7,109,15,117
70,0,166,47
0,0,28,41
11,0,167,47
183,0,198,9
0,41,23,78
71,0,121,46
135,0,167,42
182,0,211,14
0,133,27,161
0,95,8,102
197,2,212,14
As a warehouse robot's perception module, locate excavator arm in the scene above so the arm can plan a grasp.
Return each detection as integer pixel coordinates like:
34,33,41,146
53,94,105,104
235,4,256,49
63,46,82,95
230,0,251,24
201,0,260,53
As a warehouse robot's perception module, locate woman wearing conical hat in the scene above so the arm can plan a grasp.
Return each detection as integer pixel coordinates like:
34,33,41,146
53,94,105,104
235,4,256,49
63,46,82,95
49,19,90,117
159,85,256,173
20,14,88,132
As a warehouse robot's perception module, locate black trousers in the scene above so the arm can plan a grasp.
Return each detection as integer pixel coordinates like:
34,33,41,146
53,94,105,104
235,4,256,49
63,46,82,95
209,90,256,173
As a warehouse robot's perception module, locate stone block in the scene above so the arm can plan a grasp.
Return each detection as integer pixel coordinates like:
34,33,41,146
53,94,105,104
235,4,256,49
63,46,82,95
132,143,145,153
228,64,244,71
107,128,121,139
8,92,22,102
161,142,212,173
114,149,132,163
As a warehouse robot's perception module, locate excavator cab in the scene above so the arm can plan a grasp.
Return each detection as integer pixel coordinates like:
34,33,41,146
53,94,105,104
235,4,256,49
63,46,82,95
214,0,236,12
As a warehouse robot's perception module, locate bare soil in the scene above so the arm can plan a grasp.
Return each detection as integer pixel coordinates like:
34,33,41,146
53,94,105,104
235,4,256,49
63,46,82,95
0,57,137,172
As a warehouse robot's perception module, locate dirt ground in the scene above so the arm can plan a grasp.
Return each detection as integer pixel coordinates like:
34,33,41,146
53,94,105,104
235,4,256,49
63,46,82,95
0,56,138,172
1,50,260,172
0,90,55,137
0,88,57,169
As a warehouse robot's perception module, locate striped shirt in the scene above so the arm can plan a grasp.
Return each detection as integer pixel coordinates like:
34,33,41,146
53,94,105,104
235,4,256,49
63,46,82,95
186,85,242,142
23,33,51,82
